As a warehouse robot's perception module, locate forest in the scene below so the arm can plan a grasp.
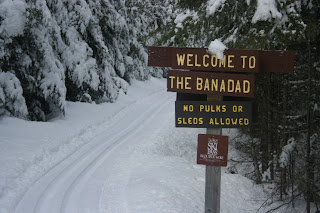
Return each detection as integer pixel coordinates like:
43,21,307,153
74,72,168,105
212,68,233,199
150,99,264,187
1,0,319,212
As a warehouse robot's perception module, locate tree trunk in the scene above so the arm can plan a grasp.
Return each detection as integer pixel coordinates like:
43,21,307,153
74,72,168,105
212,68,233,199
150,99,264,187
305,34,315,213
251,138,262,184
290,152,295,208
267,73,274,181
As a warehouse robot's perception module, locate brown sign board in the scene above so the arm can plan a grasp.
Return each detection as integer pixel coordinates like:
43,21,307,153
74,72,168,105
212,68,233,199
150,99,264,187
197,134,228,167
168,70,254,98
175,101,252,128
148,46,294,73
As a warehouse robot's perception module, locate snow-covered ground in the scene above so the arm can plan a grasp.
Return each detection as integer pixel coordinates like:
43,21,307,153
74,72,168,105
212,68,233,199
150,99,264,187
0,78,310,213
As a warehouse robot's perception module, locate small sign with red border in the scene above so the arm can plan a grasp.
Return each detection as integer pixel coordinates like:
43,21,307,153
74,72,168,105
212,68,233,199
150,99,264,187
197,134,228,167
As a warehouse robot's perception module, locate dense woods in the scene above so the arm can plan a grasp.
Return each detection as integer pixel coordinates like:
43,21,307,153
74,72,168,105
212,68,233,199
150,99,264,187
1,0,319,211
0,0,172,120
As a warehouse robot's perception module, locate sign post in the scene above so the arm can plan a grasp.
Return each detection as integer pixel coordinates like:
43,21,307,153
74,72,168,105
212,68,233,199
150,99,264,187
197,134,229,167
205,94,222,213
205,128,222,213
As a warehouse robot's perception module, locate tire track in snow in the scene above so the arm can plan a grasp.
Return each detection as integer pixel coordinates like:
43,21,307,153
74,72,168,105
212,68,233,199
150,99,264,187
7,87,165,213
60,94,174,213
35,91,172,213
15,89,175,213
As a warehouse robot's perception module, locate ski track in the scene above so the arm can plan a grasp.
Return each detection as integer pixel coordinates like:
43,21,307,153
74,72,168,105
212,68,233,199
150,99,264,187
15,88,175,213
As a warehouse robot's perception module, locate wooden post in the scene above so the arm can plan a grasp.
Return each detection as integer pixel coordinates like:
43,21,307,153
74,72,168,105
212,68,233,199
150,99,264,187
205,95,222,213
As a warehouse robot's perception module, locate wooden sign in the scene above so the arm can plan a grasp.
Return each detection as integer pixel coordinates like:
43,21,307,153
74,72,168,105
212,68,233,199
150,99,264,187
197,134,228,167
148,46,294,73
168,70,254,98
175,101,252,128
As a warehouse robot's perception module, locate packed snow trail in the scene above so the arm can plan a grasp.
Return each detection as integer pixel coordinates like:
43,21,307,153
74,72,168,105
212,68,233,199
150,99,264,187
15,87,175,213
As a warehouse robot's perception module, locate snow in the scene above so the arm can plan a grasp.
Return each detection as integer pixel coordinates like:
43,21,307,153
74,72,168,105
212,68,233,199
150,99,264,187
224,28,238,44
207,39,228,60
252,0,282,23
0,72,28,117
0,0,27,37
206,0,226,16
61,27,100,91
279,137,296,168
0,78,311,213
0,78,169,212
174,10,198,29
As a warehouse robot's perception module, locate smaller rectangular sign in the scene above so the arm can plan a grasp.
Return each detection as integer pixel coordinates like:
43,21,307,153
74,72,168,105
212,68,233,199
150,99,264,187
197,134,228,167
175,101,252,128
167,70,254,98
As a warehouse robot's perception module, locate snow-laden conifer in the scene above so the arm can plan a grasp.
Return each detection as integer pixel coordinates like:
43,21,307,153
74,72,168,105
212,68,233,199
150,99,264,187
0,71,28,118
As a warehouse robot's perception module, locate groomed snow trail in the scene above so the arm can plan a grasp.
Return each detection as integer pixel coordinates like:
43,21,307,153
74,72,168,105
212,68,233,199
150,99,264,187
15,86,176,213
